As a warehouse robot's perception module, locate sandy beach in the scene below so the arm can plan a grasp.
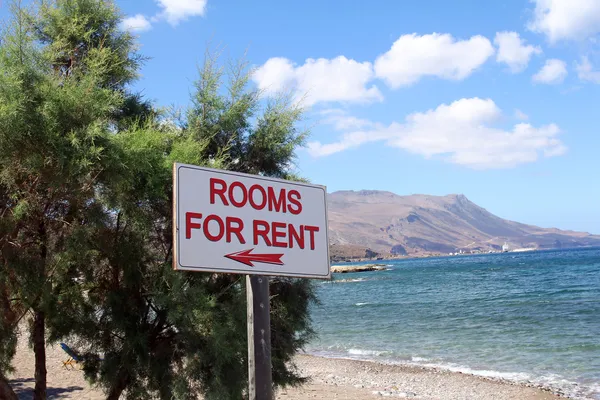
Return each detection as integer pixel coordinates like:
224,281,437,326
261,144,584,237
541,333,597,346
6,333,567,400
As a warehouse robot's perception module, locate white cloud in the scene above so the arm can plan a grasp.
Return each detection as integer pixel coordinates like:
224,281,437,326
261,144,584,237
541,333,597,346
532,59,568,84
155,0,207,25
515,109,529,120
528,0,600,42
308,98,565,169
120,14,152,32
494,32,542,73
123,0,207,30
318,109,377,131
575,56,600,83
373,33,494,88
253,56,383,106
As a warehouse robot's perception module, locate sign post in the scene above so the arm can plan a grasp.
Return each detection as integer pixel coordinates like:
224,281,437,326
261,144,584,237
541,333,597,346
246,275,272,400
173,163,330,400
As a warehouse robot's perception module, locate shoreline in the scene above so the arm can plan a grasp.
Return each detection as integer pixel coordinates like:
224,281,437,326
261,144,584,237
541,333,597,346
330,263,389,273
7,332,570,399
330,245,600,264
297,352,579,399
283,354,566,399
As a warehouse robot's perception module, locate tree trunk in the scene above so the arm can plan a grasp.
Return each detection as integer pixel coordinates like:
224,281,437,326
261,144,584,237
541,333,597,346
0,282,17,326
33,310,47,400
106,368,129,400
0,371,18,400
33,218,48,400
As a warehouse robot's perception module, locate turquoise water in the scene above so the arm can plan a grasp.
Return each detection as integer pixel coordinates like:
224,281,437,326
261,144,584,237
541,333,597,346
308,247,600,399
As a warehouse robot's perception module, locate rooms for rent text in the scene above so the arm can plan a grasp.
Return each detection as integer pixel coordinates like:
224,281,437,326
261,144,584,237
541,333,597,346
184,178,320,250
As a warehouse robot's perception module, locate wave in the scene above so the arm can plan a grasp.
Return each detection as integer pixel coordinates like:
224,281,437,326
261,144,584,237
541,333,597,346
355,302,371,306
347,348,391,357
322,278,367,284
418,364,594,398
430,363,531,381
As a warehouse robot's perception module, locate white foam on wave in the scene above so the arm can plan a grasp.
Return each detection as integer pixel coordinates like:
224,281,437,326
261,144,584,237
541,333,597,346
439,364,531,381
586,383,600,400
333,278,366,283
533,374,600,400
321,278,367,285
409,363,597,399
348,348,390,357
355,302,371,306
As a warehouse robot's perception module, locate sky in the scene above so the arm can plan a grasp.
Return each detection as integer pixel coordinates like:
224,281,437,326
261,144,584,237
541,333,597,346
3,0,600,234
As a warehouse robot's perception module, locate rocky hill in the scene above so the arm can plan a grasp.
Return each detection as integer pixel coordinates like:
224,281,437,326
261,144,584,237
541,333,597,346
328,190,600,259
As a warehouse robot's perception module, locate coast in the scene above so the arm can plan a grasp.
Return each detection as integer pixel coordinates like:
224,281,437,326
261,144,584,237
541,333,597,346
330,247,545,264
330,263,389,273
7,334,566,399
283,355,565,400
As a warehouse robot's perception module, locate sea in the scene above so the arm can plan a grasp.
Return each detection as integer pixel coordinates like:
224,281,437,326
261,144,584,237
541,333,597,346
307,247,600,400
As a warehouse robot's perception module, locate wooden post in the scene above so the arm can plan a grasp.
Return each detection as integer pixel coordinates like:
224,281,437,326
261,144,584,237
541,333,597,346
247,275,272,400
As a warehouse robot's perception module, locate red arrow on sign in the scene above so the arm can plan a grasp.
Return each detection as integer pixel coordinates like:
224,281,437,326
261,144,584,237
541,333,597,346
224,249,285,267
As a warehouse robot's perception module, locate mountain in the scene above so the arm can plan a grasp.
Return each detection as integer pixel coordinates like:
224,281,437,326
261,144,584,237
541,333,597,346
327,190,600,259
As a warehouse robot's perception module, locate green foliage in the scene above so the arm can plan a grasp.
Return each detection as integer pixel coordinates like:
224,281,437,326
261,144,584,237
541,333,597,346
0,0,147,396
0,1,316,399
62,54,315,400
187,52,308,178
34,0,142,88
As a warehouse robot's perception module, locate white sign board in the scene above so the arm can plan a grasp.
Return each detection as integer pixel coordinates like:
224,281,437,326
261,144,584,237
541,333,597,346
173,163,330,279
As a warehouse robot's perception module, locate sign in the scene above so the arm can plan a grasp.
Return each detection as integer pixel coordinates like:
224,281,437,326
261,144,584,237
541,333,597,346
173,163,330,279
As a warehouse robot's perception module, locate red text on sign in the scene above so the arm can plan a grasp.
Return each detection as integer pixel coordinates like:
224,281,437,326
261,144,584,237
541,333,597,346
185,212,319,250
210,178,302,215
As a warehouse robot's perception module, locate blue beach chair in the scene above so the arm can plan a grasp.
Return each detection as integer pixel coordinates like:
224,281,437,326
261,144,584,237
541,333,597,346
60,343,84,370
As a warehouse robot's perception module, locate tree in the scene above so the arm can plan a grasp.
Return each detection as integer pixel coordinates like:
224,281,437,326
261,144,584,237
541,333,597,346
54,54,316,400
0,0,143,398
0,1,317,399
188,51,308,180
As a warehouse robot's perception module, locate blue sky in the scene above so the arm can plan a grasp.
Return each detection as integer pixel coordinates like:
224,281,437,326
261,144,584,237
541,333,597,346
3,1,600,234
